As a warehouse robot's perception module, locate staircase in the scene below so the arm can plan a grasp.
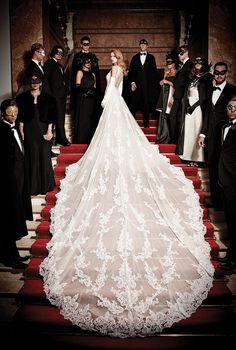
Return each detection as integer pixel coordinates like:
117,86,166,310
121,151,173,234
1,112,236,349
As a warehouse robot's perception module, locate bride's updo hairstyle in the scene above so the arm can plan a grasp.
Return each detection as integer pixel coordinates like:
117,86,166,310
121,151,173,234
111,49,128,76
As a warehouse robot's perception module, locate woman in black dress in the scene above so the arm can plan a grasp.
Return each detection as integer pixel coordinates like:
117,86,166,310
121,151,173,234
156,54,178,143
73,57,97,144
16,74,56,195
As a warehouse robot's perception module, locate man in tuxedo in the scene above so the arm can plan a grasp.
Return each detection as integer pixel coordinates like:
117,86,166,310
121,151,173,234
198,62,236,210
216,96,236,270
44,45,71,146
128,39,158,128
23,43,57,157
168,45,193,143
23,43,48,92
0,99,33,268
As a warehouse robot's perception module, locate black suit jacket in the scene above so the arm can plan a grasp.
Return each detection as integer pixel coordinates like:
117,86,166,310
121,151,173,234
23,60,49,92
201,82,236,157
0,120,33,240
218,122,236,190
173,59,193,100
202,82,236,136
44,58,68,99
128,52,158,105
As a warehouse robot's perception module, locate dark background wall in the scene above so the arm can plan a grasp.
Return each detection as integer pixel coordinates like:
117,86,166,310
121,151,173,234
7,0,236,96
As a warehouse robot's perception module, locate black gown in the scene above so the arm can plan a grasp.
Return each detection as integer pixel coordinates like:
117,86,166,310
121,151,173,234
73,70,97,144
23,104,55,195
16,89,57,196
156,76,175,143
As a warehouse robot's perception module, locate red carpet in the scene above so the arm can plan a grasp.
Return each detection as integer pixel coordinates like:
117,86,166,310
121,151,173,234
13,117,235,348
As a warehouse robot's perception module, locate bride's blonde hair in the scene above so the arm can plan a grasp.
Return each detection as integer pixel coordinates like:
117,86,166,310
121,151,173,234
111,49,128,76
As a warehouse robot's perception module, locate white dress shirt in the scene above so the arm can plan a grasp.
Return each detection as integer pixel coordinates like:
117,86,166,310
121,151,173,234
3,120,23,152
223,119,236,141
140,52,147,65
212,81,226,105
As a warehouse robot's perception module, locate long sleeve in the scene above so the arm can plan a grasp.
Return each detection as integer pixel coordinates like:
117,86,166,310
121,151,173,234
101,76,116,108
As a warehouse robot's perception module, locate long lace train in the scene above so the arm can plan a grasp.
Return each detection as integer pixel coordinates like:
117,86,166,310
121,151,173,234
40,67,214,338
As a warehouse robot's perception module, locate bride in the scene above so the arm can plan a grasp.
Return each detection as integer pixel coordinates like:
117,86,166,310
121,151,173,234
40,49,214,338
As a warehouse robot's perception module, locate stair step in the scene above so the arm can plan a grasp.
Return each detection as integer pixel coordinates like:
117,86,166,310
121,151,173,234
39,204,209,222
31,195,46,206
30,237,219,258
52,171,202,193
12,304,235,336
140,126,157,134
17,279,232,306
35,218,214,239
59,143,178,155
25,257,226,281
26,220,41,232
136,119,157,127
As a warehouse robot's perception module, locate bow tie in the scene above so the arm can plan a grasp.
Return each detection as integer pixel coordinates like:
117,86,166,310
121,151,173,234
224,120,234,128
11,125,16,130
140,53,146,56
213,86,221,91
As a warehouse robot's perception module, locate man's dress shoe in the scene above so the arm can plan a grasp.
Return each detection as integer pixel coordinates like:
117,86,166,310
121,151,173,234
62,140,71,146
218,261,236,271
1,258,27,269
18,255,30,262
213,256,229,263
50,151,58,158
11,261,28,269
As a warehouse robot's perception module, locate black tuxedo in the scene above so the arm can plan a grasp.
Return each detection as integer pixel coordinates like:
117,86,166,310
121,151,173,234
128,52,158,126
0,120,33,262
201,82,236,208
44,58,69,144
218,121,236,262
168,59,193,143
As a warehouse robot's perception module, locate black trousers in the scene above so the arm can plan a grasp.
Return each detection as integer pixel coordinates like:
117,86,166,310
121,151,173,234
220,186,236,262
130,87,150,126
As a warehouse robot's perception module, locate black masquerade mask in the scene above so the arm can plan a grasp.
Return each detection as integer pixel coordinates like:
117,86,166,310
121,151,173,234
6,106,18,117
84,58,92,64
55,49,64,56
139,39,148,45
214,70,227,76
195,58,203,64
178,49,186,56
30,76,42,84
227,104,236,111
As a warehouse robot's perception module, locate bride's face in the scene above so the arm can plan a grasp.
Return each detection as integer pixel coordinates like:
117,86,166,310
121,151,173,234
110,52,118,65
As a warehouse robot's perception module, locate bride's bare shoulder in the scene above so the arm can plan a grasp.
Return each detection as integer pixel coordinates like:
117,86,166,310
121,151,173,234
111,65,118,76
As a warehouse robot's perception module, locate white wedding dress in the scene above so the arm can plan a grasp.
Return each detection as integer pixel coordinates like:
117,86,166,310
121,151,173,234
40,66,214,338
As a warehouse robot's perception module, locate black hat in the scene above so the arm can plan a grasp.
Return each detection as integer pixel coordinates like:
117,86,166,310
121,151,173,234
166,53,177,65
139,39,148,45
76,52,98,70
